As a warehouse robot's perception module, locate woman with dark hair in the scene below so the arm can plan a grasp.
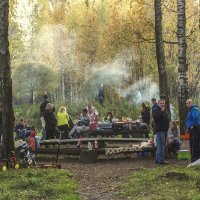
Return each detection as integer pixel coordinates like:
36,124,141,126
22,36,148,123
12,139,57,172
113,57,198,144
141,103,150,125
104,112,113,123
167,121,181,155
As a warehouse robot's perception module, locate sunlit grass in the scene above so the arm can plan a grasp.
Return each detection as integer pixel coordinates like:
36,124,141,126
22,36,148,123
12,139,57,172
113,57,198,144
0,168,80,200
120,165,200,200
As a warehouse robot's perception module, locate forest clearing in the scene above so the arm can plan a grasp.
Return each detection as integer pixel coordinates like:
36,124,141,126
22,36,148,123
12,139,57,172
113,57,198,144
0,0,199,200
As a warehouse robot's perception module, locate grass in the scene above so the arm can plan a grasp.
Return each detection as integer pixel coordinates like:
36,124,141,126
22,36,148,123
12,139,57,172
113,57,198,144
120,165,200,200
0,168,80,200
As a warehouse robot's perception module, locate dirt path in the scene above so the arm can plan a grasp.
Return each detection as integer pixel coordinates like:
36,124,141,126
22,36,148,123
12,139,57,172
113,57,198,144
61,156,188,200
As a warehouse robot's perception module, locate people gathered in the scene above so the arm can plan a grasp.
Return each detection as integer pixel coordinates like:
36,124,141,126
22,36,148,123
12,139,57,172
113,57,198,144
11,93,200,167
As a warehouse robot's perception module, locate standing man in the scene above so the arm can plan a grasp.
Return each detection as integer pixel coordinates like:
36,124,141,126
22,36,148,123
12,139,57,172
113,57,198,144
40,95,55,140
186,99,200,163
152,99,170,164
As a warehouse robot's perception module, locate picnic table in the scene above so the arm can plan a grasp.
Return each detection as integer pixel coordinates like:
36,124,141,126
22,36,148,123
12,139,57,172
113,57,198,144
35,121,153,162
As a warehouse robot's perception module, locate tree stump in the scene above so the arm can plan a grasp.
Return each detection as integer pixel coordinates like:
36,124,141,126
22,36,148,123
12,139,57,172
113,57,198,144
80,150,98,163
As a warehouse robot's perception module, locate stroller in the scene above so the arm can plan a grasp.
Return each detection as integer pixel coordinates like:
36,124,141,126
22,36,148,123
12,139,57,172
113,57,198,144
18,141,36,167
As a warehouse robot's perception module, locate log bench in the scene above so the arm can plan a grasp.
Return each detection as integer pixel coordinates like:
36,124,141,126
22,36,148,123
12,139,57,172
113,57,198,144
35,137,155,163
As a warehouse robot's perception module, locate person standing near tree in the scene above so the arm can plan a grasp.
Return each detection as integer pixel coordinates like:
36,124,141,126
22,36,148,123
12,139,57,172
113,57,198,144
186,99,200,163
152,99,170,164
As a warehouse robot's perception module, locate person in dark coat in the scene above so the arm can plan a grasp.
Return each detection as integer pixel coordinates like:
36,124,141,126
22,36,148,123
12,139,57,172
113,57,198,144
152,99,170,164
40,95,55,140
141,103,150,125
186,99,200,163
40,95,55,117
43,103,57,140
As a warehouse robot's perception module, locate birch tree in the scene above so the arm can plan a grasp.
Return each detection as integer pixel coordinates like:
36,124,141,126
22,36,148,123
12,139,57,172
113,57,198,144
154,0,170,116
0,0,15,158
177,0,188,134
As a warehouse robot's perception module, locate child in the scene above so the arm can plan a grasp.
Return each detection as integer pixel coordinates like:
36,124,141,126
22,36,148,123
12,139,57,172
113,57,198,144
27,126,37,152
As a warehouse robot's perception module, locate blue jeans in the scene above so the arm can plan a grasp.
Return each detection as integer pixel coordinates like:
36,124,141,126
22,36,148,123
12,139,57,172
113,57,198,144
156,131,167,163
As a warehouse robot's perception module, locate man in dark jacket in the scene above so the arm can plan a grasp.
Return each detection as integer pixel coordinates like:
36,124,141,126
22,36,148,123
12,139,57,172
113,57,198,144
186,99,200,162
152,99,170,164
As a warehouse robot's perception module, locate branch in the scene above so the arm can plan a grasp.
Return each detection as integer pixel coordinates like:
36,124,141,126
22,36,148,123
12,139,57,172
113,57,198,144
162,4,177,13
186,12,198,21
133,31,178,44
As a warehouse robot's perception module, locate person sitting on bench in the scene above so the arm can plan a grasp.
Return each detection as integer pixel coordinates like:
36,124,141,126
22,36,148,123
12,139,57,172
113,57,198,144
104,112,113,123
167,121,181,155
69,109,90,138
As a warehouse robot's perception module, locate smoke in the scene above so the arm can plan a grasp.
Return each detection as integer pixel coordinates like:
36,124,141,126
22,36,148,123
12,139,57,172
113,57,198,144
82,49,135,98
121,78,159,104
82,49,159,104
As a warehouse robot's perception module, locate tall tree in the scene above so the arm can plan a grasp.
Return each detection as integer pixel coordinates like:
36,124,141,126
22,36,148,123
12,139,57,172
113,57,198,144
177,0,188,134
154,0,170,115
0,0,15,158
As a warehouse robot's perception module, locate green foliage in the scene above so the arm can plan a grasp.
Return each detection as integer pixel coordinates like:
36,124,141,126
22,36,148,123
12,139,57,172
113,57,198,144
14,87,140,129
14,104,41,128
120,165,200,200
12,62,58,101
93,87,140,120
0,168,80,200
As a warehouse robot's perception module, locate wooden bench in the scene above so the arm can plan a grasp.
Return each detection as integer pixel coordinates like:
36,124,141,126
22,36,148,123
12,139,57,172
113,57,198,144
35,137,155,162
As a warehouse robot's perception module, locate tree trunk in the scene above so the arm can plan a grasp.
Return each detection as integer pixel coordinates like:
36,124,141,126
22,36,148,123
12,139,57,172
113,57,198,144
177,0,188,134
30,89,34,104
59,52,65,103
0,0,15,158
154,0,171,116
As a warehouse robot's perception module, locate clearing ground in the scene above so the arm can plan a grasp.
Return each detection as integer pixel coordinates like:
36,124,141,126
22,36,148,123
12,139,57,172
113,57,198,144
60,155,188,200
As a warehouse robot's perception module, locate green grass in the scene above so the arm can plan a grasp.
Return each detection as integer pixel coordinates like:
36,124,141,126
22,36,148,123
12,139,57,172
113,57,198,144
120,165,200,200
0,168,80,200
